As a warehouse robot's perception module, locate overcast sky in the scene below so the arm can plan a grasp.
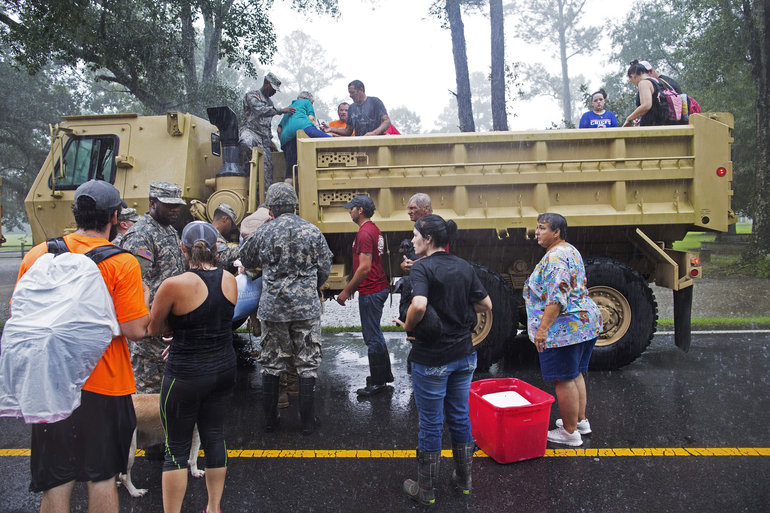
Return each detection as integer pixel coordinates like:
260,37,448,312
268,0,634,131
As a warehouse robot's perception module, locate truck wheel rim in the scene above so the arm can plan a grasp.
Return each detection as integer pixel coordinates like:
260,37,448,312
589,286,632,347
472,311,493,347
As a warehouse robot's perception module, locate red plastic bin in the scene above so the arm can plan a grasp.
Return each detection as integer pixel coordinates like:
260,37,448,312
469,378,555,464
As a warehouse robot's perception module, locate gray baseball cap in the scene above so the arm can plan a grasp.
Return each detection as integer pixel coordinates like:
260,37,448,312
149,181,186,205
118,207,141,223
181,221,218,250
74,180,126,210
265,182,298,207
265,72,282,92
343,195,375,212
214,203,237,222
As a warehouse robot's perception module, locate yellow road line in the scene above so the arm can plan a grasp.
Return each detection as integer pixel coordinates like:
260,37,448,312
1,448,769,458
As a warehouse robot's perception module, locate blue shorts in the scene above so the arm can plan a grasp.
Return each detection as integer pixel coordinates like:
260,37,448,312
538,338,597,382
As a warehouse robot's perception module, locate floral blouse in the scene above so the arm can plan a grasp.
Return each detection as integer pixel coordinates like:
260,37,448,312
524,243,602,348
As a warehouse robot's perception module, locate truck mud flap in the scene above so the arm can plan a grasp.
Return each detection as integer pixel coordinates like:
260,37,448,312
673,285,693,352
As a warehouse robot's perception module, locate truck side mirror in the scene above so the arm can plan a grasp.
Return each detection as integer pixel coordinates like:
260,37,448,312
211,133,221,157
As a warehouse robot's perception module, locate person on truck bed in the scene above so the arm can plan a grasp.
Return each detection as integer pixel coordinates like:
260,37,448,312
322,80,391,136
328,102,351,136
622,60,664,127
239,72,296,194
276,91,330,184
579,89,618,129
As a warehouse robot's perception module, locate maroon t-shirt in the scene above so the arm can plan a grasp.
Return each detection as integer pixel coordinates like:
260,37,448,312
353,221,389,294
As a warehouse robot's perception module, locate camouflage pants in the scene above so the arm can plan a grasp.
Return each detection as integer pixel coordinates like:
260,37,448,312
258,318,322,379
239,130,274,193
130,336,167,393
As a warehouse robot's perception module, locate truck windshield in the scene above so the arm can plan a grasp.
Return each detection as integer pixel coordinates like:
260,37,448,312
49,135,118,189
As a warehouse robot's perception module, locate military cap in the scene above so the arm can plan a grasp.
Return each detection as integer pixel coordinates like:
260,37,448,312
118,207,141,223
181,221,218,250
149,181,186,205
265,182,298,207
265,72,282,92
343,195,375,212
214,203,237,222
74,179,126,210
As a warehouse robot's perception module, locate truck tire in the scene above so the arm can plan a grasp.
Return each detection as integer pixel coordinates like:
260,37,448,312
585,257,658,370
470,262,517,371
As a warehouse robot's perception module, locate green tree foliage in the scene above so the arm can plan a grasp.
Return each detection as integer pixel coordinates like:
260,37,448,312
609,0,756,218
0,0,339,116
513,0,600,126
435,71,493,132
389,106,423,134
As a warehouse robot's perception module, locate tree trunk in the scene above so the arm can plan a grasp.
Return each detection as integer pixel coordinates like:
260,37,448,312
446,0,475,132
180,3,198,96
490,0,507,131
557,0,572,125
749,0,770,256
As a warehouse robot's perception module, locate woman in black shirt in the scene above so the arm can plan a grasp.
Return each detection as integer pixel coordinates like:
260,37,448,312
395,214,492,506
148,221,237,513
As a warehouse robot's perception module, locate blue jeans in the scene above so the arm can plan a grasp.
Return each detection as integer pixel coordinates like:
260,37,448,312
411,352,477,452
358,288,389,354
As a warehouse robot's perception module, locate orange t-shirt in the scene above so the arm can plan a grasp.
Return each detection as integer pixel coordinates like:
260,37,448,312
16,233,148,396
329,119,354,135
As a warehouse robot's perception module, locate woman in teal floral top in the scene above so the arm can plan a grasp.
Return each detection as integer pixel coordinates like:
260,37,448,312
524,213,602,447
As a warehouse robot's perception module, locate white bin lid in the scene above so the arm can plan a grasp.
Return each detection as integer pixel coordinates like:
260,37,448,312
482,391,531,408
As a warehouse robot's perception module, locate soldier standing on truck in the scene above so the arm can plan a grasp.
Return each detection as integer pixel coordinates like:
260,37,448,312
322,80,391,136
336,195,394,396
238,183,333,435
239,72,296,193
119,182,186,393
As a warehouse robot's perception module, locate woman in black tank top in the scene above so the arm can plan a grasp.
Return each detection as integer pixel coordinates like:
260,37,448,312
623,59,663,127
148,221,238,513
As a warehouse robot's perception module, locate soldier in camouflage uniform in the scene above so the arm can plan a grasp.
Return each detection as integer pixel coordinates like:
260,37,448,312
211,203,240,275
239,72,296,193
239,183,333,435
119,182,187,393
111,207,140,246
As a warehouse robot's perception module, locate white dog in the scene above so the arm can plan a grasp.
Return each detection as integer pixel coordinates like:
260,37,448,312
118,393,203,497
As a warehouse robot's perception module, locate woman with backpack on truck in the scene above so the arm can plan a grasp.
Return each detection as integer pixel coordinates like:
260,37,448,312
622,60,664,127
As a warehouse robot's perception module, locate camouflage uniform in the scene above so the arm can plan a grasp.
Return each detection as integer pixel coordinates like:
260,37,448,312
240,89,280,192
120,213,186,392
217,236,240,275
239,184,333,378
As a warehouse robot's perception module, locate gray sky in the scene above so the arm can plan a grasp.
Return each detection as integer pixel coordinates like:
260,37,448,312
269,0,634,131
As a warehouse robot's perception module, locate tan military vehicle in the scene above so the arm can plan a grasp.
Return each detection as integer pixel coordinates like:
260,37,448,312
26,108,735,370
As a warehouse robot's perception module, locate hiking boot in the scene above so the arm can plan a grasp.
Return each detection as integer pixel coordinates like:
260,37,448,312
547,426,583,446
356,383,388,396
403,450,440,506
556,417,592,435
278,388,289,409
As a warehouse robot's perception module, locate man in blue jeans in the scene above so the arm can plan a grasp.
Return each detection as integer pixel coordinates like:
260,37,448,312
336,195,393,396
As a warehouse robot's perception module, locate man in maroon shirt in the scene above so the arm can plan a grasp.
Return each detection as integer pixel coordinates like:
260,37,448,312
336,195,393,396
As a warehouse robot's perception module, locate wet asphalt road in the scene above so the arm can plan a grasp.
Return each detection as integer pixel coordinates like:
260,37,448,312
1,329,768,513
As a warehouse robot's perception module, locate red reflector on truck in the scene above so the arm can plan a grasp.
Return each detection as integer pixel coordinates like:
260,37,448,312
691,257,700,265
717,167,727,176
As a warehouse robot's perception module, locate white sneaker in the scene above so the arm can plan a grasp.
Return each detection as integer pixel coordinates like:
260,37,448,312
556,418,592,435
547,426,583,446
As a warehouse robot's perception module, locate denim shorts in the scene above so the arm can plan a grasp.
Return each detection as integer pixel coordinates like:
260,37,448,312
538,338,597,381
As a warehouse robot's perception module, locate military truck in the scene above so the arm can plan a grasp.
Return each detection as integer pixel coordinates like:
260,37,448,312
26,109,735,370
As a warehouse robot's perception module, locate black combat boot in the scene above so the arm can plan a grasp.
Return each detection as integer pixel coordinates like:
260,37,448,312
383,351,394,383
299,376,320,435
262,373,280,433
451,441,476,495
356,352,389,396
403,450,440,506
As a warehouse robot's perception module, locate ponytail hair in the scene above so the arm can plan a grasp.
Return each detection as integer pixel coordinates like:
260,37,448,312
414,214,457,249
186,240,218,268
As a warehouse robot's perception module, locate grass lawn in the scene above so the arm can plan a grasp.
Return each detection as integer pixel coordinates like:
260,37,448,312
0,232,32,248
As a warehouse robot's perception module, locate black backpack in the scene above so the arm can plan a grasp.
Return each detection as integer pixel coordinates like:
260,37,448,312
47,237,128,263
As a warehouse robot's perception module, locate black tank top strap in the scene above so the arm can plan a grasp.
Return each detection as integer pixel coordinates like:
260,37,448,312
188,267,226,306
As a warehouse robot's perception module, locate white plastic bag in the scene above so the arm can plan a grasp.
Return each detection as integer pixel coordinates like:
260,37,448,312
0,252,120,423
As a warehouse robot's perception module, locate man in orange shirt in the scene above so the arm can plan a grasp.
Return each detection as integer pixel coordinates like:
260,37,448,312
15,180,149,513
328,102,351,136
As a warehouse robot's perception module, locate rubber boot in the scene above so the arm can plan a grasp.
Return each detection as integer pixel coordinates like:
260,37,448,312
403,450,440,506
262,374,280,433
356,353,388,396
451,441,475,495
299,376,320,436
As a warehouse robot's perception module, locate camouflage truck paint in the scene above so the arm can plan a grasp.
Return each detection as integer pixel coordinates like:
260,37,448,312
27,112,734,370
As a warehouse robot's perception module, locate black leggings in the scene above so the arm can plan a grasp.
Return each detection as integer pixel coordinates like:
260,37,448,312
159,367,236,472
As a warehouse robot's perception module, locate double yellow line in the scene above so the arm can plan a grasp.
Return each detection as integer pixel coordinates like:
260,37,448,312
1,447,768,458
